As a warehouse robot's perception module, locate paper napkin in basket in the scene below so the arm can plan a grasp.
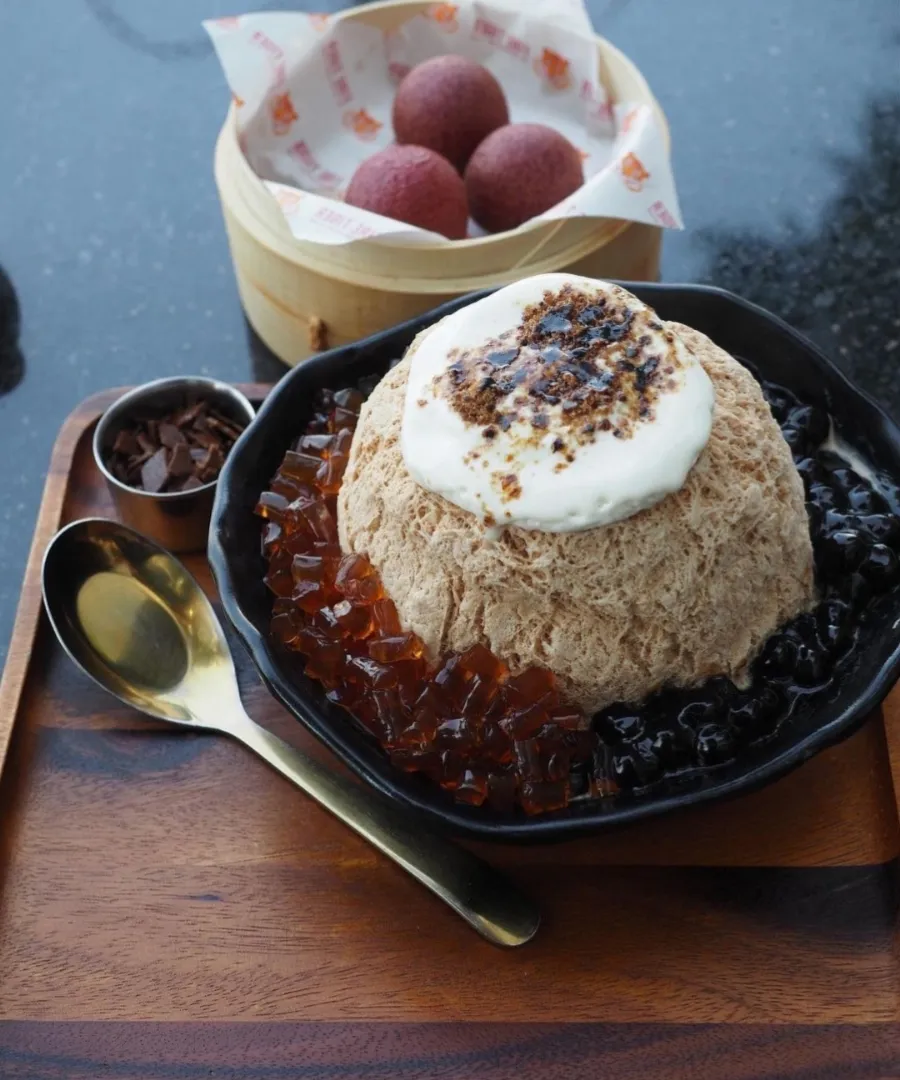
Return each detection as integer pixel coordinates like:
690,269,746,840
205,0,682,246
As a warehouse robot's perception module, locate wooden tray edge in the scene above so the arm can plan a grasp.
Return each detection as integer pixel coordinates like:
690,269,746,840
0,382,271,787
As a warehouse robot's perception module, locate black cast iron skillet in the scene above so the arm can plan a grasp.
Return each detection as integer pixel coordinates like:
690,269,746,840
208,284,900,841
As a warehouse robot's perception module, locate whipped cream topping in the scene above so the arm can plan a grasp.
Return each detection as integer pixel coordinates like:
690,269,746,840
400,273,715,532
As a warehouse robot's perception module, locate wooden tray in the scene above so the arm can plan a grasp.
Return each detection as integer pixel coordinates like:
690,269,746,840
1,388,899,1079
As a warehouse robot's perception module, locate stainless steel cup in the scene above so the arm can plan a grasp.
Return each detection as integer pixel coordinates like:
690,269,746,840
92,376,256,553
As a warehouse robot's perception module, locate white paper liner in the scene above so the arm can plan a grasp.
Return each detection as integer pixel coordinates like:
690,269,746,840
205,1,682,247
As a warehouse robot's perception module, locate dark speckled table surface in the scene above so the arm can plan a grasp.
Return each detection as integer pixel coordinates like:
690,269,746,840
1,0,899,661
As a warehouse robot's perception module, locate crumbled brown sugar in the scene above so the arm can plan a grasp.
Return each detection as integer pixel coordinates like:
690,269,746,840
429,284,690,507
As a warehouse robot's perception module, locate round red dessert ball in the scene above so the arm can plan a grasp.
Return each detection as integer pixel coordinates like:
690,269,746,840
345,144,469,240
464,123,585,234
392,55,509,172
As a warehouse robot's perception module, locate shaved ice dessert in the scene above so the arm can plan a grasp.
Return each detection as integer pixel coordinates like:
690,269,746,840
258,273,900,813
339,275,815,712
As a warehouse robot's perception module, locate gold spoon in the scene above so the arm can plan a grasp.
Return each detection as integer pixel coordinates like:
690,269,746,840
41,518,540,948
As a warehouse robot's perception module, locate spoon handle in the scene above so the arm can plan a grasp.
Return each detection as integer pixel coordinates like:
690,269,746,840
225,713,540,948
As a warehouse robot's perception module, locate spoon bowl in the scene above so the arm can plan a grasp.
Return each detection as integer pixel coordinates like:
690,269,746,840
40,518,540,948
42,518,237,728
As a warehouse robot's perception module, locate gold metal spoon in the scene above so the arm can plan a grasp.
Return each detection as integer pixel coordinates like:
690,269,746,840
41,518,540,948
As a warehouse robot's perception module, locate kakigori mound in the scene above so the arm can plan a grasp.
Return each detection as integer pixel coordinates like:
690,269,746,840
258,274,820,813
341,275,814,711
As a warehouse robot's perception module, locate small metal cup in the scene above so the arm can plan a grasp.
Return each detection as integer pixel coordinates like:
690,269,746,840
93,376,256,553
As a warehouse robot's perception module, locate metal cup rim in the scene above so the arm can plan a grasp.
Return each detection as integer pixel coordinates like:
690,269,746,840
92,375,256,501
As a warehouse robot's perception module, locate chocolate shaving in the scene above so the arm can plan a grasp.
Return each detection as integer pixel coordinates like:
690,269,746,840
112,430,140,456
136,432,156,456
159,422,184,449
140,448,169,494
167,441,194,478
104,393,247,493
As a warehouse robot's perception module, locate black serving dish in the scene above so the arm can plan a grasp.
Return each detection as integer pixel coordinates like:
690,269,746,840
209,284,900,841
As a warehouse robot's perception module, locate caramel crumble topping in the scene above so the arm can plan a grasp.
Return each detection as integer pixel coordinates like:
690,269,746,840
430,284,686,501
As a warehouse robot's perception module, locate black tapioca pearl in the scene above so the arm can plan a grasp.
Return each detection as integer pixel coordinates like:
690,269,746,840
764,385,799,421
781,427,808,455
818,528,865,573
808,482,839,512
817,598,852,654
694,723,736,765
856,513,900,547
861,543,900,586
787,405,829,447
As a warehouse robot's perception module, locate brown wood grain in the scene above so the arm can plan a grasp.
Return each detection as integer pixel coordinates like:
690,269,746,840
1,1021,899,1080
1,388,899,1076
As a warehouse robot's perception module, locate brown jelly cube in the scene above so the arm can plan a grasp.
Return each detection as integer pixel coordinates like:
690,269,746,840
311,607,353,642
326,682,361,713
520,780,570,815
328,427,354,457
502,703,549,741
392,657,428,688
544,750,571,783
433,655,469,711
435,716,476,751
333,388,364,413
330,406,358,432
459,644,508,683
371,689,404,747
479,719,513,766
413,681,456,721
315,453,349,495
281,450,323,485
486,773,518,813
255,490,290,522
368,632,423,663
291,552,335,584
261,521,282,555
397,712,438,751
331,599,373,638
297,500,338,543
303,644,347,688
280,529,314,557
271,611,301,647
346,655,398,691
461,673,500,717
438,749,466,789
277,478,317,503
513,738,544,781
371,598,402,636
454,769,489,806
306,412,329,434
271,475,307,501
294,623,336,656
297,433,335,457
291,579,330,613
334,554,382,603
264,566,294,598
396,671,422,714
505,667,558,707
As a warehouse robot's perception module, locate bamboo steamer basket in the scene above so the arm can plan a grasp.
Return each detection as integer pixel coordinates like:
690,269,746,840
214,0,671,366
